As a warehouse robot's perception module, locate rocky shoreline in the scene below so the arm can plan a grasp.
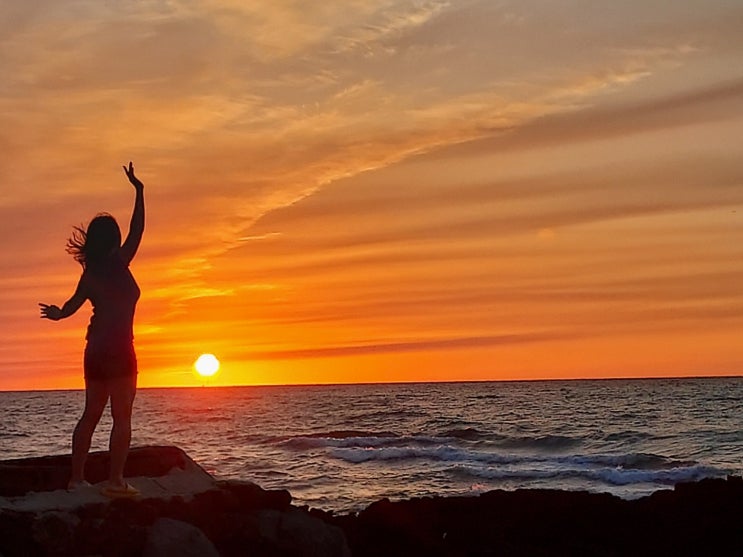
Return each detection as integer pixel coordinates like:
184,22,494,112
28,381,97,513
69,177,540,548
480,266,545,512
1,446,740,556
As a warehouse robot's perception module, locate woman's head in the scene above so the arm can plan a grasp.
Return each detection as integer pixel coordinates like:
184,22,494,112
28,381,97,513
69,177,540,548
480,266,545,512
67,213,121,268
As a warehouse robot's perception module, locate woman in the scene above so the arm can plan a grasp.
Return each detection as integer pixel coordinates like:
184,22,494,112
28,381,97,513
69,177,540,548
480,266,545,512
39,162,145,498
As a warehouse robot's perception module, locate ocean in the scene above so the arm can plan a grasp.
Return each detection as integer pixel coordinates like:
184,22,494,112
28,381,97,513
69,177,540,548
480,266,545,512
1,378,741,512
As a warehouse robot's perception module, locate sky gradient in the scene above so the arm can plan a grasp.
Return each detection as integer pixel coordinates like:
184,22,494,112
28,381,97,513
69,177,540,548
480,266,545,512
2,1,742,390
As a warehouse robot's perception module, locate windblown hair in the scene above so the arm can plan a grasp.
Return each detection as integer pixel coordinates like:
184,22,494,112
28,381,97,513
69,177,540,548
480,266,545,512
66,213,121,270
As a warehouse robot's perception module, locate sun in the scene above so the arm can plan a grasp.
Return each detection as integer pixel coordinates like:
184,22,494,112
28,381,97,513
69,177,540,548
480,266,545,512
194,353,220,377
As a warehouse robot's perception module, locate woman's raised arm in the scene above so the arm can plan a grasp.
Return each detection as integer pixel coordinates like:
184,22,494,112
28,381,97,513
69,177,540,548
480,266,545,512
120,161,145,265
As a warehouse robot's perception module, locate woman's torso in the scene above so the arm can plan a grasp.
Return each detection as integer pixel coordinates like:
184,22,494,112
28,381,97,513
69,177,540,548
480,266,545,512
83,254,140,349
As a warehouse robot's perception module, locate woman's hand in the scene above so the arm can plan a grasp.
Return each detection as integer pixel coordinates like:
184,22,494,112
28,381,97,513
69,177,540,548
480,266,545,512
39,303,62,321
123,161,144,190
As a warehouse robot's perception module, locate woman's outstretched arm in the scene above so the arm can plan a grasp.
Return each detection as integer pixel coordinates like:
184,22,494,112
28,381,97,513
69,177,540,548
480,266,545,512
39,280,87,321
120,161,145,265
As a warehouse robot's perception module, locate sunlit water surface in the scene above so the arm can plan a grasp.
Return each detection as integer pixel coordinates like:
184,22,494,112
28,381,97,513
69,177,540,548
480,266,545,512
1,378,741,512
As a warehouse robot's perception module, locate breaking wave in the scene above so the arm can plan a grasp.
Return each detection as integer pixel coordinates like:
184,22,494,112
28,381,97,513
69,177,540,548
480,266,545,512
454,463,721,487
276,431,586,452
274,429,725,491
493,434,582,451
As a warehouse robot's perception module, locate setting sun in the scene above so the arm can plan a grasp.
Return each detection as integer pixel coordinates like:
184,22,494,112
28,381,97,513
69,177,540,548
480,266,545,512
194,354,220,378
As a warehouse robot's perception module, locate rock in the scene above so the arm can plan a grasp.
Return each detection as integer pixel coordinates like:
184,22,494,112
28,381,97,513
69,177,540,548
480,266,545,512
0,510,39,557
341,478,743,557
142,517,220,557
256,508,351,557
31,511,80,556
0,446,202,497
219,480,292,511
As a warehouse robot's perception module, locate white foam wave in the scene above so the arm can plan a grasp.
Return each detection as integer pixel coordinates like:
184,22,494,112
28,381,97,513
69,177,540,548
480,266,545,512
567,453,694,470
282,434,447,451
328,444,694,472
331,445,484,464
330,445,555,465
455,464,723,486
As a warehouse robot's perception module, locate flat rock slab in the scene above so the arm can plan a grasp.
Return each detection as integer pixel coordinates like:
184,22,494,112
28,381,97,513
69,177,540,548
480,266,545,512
0,446,218,512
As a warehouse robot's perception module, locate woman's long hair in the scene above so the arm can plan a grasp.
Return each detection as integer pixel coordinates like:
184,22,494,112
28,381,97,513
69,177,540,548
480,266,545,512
66,213,121,270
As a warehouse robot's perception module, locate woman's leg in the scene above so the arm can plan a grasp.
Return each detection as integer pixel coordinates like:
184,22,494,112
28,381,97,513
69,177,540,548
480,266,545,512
107,374,137,487
70,379,110,487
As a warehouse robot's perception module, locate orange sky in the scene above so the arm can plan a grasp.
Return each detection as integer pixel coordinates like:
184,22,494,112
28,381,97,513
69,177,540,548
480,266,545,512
2,1,743,390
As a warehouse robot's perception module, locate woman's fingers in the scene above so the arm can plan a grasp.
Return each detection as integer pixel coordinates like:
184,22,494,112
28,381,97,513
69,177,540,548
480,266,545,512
39,303,59,319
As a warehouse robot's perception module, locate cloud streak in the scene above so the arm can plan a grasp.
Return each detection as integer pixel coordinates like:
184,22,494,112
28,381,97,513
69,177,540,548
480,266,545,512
240,331,569,360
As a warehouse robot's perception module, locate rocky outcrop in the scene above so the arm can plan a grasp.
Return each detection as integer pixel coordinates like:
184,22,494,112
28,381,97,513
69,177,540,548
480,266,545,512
142,517,220,557
0,446,191,497
334,476,743,557
1,447,740,556
0,447,349,557
0,477,349,557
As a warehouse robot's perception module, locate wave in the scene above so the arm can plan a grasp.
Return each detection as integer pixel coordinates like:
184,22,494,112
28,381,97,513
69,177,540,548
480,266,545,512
472,394,503,401
276,432,444,450
280,426,698,476
278,429,584,453
304,430,400,440
0,432,30,439
266,430,392,442
454,463,723,487
327,442,726,489
280,435,403,451
571,453,696,470
347,409,430,422
601,431,655,443
441,427,487,441
329,445,541,465
330,445,486,464
328,444,699,472
494,434,582,451
704,431,743,443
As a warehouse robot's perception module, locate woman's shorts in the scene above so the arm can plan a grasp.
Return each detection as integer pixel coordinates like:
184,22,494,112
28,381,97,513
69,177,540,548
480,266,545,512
84,342,137,381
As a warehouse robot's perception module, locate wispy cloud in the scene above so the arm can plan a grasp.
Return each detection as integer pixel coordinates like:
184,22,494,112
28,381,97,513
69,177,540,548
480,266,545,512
3,0,743,386
239,331,569,360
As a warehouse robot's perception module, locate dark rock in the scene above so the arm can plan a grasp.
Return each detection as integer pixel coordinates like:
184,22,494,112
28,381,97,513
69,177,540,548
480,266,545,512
0,446,194,496
142,517,220,557
219,479,292,511
0,510,41,557
31,511,79,556
341,477,743,557
256,508,351,557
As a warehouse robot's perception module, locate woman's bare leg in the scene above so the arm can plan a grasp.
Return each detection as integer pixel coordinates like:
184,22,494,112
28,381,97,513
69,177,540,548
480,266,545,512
70,380,110,487
107,374,137,487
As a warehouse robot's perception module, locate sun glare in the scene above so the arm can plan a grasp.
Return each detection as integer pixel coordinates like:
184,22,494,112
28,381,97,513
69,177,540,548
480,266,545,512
194,353,220,377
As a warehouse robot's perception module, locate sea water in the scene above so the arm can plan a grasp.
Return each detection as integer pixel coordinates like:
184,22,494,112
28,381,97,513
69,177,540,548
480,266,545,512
1,378,741,512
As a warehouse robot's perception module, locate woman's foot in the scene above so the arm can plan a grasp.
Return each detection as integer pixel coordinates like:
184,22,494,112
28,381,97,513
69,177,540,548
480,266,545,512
100,482,140,499
67,479,92,490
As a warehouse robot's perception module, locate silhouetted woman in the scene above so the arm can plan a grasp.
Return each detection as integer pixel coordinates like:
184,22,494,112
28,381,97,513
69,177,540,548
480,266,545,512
39,162,144,497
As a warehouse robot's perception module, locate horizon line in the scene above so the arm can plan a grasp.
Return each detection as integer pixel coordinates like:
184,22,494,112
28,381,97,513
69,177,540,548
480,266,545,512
2,373,741,394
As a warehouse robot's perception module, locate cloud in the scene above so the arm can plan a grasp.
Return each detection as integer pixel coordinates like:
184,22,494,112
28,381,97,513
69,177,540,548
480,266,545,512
3,0,743,386
458,78,743,155
328,0,450,56
241,152,743,258
238,331,568,360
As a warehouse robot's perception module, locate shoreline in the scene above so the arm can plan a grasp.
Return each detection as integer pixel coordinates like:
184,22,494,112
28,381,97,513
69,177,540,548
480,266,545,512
1,446,741,556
